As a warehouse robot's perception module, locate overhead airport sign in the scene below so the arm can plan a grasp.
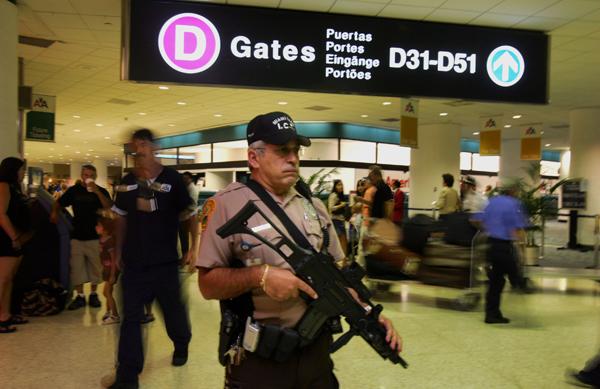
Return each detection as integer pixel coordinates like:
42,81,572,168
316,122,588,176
123,0,549,104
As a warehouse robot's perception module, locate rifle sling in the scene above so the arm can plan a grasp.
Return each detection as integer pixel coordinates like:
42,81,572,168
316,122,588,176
245,179,315,252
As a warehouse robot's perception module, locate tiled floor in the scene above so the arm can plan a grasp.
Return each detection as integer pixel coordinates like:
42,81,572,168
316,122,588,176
1,272,599,389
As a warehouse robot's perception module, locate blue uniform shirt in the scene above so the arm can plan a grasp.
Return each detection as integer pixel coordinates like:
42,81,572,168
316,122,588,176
478,194,528,241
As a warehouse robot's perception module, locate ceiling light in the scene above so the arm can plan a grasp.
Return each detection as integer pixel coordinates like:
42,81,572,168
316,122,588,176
73,129,81,132
168,124,175,127
85,153,91,156
104,136,111,140
88,149,94,151
96,123,103,127
214,114,223,117
73,115,80,119
158,86,169,90
75,151,81,154
95,155,100,158
473,132,480,135
138,112,146,116
504,124,511,128
545,143,551,147
361,114,368,118
512,115,522,119
177,101,187,106
439,112,448,116
48,155,54,158
65,145,70,148
278,101,288,105
382,101,392,106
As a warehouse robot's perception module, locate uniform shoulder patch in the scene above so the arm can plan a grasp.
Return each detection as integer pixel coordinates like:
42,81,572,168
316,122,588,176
199,198,217,231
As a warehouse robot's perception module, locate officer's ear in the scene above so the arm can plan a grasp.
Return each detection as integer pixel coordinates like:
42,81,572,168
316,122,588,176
248,148,262,170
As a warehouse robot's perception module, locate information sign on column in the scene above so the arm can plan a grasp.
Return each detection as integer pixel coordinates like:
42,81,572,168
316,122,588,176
400,99,418,148
479,115,502,155
26,94,56,142
520,124,542,160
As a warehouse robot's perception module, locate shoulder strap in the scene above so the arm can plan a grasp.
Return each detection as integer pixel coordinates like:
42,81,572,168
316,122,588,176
245,179,314,251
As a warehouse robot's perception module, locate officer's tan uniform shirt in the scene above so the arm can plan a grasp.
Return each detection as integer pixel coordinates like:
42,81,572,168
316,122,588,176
196,182,345,328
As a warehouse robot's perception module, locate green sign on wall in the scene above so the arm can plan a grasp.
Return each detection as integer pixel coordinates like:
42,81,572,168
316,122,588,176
26,111,55,142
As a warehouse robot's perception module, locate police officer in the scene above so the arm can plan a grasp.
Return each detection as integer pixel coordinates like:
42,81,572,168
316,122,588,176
196,112,401,388
108,129,194,389
478,178,528,324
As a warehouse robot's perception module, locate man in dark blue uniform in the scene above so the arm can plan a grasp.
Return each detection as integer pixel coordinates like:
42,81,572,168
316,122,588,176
108,129,195,389
478,178,528,324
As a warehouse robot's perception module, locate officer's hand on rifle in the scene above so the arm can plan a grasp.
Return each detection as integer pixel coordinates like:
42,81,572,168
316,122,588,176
261,266,318,302
379,314,402,352
346,287,403,353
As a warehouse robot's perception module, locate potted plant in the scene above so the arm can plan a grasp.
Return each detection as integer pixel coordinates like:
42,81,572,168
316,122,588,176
516,162,575,265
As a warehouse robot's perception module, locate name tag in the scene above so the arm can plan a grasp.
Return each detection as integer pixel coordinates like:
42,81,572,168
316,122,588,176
116,184,138,192
149,182,172,192
251,223,272,233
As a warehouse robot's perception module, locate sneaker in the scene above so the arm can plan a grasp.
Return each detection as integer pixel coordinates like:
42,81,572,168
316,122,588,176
565,368,600,388
141,313,155,324
485,315,511,324
67,295,86,310
102,314,120,325
88,293,101,308
172,349,188,366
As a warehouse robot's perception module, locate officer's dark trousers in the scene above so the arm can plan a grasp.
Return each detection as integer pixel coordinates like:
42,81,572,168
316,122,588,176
225,332,338,389
116,263,191,382
485,237,523,317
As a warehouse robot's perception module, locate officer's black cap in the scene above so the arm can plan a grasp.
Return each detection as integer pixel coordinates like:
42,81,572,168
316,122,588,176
246,112,311,147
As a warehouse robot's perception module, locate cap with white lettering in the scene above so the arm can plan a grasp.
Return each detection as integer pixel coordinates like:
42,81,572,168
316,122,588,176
246,112,311,147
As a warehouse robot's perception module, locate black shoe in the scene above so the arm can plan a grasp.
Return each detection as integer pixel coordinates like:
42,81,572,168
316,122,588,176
67,295,86,310
107,380,139,389
88,293,101,308
485,315,510,324
565,368,600,388
172,349,188,366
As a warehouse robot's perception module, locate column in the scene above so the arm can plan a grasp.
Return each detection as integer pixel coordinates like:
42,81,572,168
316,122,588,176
92,159,108,188
69,162,83,185
499,138,533,183
409,123,461,216
0,1,18,159
569,108,600,245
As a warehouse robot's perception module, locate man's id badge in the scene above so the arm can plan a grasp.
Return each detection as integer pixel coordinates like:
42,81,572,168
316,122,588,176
137,197,157,213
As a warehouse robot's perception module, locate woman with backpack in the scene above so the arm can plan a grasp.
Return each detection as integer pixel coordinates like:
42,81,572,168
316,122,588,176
0,157,31,333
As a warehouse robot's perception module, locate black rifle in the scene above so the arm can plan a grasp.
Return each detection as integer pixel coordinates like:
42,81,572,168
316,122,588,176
216,200,408,368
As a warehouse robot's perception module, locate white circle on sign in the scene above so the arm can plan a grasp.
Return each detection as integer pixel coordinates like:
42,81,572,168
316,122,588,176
486,45,525,87
158,13,221,74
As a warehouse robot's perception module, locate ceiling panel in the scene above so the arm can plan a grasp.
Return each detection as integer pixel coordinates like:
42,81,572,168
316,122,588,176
280,0,336,12
469,12,526,27
515,16,569,30
489,0,559,16
534,0,600,19
379,4,434,19
21,0,77,14
441,0,504,12
425,8,481,23
329,1,387,16
551,21,600,37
